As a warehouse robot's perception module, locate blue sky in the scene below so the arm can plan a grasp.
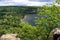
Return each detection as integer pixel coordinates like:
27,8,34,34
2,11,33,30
0,0,55,6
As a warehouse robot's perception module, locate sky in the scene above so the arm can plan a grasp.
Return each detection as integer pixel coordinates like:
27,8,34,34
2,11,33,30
0,0,55,6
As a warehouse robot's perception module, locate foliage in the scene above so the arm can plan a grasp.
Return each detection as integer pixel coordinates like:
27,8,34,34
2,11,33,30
35,5,60,40
0,23,38,40
56,0,60,4
0,6,38,40
0,6,60,40
0,6,37,29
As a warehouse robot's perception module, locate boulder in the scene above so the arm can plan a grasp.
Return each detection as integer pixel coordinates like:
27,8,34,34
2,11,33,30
54,28,60,34
0,34,20,40
53,28,60,40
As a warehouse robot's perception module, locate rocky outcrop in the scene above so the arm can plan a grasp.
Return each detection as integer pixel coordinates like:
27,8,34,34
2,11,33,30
54,28,60,34
0,34,20,40
53,28,60,40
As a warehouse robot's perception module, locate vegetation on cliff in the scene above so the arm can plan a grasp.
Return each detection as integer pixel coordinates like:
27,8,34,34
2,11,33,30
0,6,60,40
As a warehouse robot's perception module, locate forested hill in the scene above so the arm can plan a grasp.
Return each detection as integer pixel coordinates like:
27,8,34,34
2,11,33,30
0,6,37,34
0,6,37,15
1,5,60,40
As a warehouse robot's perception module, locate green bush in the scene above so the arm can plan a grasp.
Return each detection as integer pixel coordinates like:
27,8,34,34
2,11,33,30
0,6,60,40
4,23,38,40
35,5,60,40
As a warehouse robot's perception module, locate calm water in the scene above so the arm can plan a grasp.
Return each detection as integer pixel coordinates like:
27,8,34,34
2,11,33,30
23,14,38,26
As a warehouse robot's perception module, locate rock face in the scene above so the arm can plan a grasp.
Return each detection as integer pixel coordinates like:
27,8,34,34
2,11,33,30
0,34,20,40
54,28,60,34
53,28,60,40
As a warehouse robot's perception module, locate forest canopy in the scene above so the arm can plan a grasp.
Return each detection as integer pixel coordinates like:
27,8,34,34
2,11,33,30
0,6,60,40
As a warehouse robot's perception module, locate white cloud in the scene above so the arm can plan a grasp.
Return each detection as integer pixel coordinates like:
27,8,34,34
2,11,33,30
0,0,54,6
26,1,50,6
12,0,28,2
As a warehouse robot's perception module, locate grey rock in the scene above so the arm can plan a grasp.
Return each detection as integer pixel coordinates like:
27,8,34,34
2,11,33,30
0,34,20,40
